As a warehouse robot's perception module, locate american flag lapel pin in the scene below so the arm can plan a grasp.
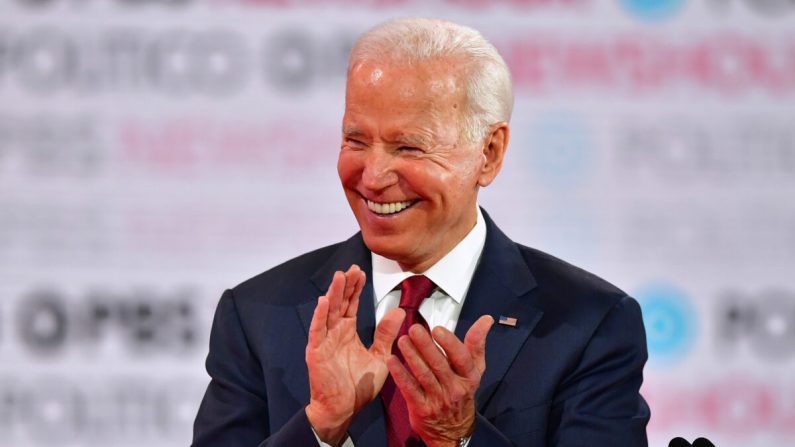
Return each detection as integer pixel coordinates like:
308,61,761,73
498,315,518,327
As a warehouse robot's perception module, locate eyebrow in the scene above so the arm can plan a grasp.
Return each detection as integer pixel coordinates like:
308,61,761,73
342,127,364,137
342,127,429,147
393,133,429,147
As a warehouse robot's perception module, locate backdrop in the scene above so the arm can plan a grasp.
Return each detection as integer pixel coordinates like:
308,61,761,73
2,1,794,446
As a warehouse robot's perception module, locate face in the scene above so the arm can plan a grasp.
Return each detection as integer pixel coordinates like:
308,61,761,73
338,59,487,273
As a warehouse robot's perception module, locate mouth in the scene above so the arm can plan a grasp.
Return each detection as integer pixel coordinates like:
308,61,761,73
365,198,418,216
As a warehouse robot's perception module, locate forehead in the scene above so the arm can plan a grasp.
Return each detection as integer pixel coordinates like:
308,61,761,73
344,59,466,137
351,56,463,86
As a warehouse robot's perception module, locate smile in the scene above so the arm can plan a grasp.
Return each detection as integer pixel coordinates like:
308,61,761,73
366,199,417,215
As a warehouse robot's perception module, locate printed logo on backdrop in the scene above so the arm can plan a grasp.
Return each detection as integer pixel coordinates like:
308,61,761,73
635,282,696,365
619,0,687,21
526,112,593,188
717,0,795,16
717,288,795,361
12,287,202,355
9,0,593,11
646,375,795,438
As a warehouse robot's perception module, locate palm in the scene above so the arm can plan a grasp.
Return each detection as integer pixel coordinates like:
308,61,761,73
310,316,388,413
305,265,404,435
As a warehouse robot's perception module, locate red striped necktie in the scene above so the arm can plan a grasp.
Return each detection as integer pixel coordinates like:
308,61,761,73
381,275,436,447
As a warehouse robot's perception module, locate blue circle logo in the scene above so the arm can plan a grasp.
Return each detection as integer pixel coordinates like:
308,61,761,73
620,0,686,21
635,282,696,364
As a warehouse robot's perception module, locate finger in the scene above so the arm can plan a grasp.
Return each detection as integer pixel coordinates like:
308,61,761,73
386,355,424,407
398,332,443,396
326,271,346,326
344,266,365,318
464,315,494,375
340,265,359,316
308,296,329,348
409,324,457,385
370,307,405,356
432,326,476,379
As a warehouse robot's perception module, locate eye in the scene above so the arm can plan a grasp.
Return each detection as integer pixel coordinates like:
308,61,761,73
398,146,423,153
344,138,366,148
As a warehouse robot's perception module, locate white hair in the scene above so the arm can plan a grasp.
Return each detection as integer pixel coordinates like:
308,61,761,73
348,18,514,145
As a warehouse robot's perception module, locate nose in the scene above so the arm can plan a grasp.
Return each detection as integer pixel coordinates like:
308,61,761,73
361,147,398,192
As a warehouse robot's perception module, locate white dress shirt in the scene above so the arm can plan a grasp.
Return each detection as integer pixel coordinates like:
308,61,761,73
315,207,487,447
372,206,487,331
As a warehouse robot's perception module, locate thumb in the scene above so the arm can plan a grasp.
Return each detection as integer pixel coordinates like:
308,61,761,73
464,315,494,374
370,308,406,357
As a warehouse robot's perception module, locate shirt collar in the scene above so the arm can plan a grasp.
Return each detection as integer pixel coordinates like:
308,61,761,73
371,206,487,304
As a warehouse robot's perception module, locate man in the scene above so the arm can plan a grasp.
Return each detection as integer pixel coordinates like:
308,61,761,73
193,18,650,447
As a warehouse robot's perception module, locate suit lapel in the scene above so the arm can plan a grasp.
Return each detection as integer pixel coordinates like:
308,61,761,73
297,233,387,445
455,210,543,412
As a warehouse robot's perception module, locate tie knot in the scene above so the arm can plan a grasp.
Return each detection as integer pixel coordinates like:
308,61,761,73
399,275,435,310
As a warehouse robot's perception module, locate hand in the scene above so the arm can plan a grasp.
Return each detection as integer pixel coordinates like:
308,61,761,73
305,265,406,445
386,315,494,447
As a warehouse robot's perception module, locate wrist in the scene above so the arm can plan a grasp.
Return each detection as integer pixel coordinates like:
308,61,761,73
426,437,468,447
426,431,472,447
430,419,474,447
305,403,351,446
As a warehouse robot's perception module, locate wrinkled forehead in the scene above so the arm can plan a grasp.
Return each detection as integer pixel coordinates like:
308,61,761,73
347,58,467,102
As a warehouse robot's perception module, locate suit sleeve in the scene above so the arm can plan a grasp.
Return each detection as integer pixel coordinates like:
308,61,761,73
467,295,650,446
548,295,650,446
192,289,320,447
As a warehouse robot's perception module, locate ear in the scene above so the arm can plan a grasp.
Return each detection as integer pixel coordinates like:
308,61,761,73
477,123,509,187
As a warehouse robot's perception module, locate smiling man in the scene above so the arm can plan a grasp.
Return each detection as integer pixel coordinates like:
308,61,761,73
193,18,650,447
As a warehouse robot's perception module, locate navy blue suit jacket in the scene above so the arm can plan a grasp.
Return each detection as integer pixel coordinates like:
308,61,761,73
193,211,650,446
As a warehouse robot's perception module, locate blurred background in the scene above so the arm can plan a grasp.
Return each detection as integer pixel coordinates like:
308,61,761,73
1,0,794,446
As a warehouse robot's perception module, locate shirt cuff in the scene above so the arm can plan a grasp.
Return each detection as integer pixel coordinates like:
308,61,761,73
310,426,354,447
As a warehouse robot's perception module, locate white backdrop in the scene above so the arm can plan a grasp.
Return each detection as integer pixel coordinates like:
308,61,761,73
1,0,794,446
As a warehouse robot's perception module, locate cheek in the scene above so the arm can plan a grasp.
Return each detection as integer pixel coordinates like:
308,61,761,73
337,151,360,185
408,161,476,206
445,152,483,187
430,155,482,208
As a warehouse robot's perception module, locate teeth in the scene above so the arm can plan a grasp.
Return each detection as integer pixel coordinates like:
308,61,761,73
366,199,414,215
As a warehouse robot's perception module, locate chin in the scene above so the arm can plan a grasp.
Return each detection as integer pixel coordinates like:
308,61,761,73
360,231,409,262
